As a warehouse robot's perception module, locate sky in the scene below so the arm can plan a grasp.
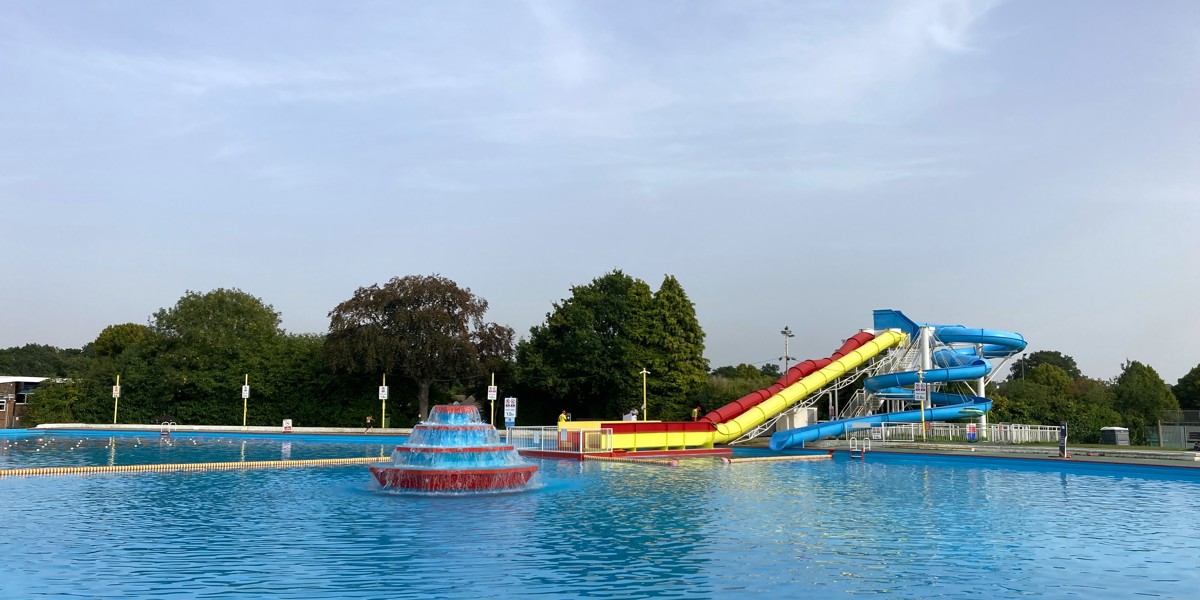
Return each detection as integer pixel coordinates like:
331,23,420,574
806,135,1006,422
2,1,1198,384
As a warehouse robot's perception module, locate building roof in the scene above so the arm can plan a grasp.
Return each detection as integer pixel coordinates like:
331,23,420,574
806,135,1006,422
0,376,49,385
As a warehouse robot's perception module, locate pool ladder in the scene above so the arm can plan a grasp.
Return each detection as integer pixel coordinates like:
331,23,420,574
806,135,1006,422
849,437,871,460
160,421,176,437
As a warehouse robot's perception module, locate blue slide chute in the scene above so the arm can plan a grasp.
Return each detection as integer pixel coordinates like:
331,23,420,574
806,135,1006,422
768,310,1026,450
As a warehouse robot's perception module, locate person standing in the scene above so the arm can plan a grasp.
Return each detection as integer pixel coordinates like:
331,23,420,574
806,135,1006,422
691,405,701,421
558,410,568,425
366,415,374,432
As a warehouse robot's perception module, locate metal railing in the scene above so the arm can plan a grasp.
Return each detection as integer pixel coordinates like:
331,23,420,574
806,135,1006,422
859,422,1062,444
507,426,613,454
849,436,871,458
1149,424,1200,449
729,341,902,445
1160,411,1200,425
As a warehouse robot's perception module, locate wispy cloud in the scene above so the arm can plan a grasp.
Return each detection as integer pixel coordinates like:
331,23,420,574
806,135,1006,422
733,0,1003,121
524,0,603,88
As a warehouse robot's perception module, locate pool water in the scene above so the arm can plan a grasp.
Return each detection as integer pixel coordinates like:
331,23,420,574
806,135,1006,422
3,433,1199,599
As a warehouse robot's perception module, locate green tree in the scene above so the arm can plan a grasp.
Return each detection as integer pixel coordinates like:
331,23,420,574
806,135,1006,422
1008,350,1082,381
1112,360,1178,444
687,374,772,416
639,275,708,420
712,364,773,380
760,363,782,378
325,274,512,420
0,343,88,377
1174,364,1200,411
24,378,83,426
152,288,285,425
515,271,710,422
993,364,1073,425
92,324,155,358
515,270,654,420
81,323,166,424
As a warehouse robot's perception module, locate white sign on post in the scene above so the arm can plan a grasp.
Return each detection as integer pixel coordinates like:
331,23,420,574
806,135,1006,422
282,419,293,433
112,386,121,398
242,385,251,399
487,386,499,401
503,397,517,422
378,386,389,400
913,382,928,406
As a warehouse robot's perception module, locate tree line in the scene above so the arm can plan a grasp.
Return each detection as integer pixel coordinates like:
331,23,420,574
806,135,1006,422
4,273,1198,442
7,271,709,428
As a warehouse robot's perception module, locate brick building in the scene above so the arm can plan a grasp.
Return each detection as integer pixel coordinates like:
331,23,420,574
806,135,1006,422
0,376,47,429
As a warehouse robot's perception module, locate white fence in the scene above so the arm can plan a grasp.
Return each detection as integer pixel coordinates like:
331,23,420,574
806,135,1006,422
858,422,1062,444
507,426,613,454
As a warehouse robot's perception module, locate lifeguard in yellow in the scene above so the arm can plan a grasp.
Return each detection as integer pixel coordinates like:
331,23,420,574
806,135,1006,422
558,410,568,425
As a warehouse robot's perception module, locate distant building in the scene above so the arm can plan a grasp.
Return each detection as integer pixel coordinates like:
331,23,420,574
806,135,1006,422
0,376,48,429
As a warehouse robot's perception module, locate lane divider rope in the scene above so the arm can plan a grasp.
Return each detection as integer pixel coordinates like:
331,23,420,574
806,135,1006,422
583,455,680,467
722,451,834,465
0,456,383,478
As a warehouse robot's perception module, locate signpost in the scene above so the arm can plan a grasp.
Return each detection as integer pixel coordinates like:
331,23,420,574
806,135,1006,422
241,374,250,428
914,381,928,441
379,374,389,429
503,397,517,429
111,375,121,424
488,381,498,425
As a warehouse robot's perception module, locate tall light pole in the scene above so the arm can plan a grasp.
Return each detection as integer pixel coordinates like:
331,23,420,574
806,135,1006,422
781,326,796,384
639,368,650,420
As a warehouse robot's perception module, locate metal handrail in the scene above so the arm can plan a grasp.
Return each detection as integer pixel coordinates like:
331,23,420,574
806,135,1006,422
507,426,613,454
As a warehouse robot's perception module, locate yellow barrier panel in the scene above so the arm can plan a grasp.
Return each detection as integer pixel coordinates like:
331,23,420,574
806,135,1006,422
0,456,382,478
583,455,679,467
721,453,833,464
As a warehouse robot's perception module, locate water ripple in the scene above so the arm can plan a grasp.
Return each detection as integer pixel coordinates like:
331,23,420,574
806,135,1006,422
3,439,1200,598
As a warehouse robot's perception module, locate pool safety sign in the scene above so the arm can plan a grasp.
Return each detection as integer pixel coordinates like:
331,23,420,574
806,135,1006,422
378,386,389,400
282,419,293,433
503,397,517,427
913,382,928,407
242,385,251,399
487,385,498,401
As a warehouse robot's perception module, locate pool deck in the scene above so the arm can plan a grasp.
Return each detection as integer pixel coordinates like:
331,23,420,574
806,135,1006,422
790,439,1200,469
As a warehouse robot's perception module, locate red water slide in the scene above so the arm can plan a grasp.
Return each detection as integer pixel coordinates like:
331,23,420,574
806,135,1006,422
699,331,876,425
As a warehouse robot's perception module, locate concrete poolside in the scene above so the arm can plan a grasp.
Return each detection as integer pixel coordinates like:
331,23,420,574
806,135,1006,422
799,438,1200,468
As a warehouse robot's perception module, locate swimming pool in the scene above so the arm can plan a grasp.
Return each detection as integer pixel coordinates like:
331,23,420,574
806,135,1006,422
3,432,1198,599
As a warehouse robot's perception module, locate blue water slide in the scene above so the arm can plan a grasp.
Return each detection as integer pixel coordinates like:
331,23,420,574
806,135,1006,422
768,310,1026,450
768,396,993,450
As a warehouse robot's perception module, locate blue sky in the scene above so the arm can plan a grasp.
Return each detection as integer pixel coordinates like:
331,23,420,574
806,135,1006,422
2,1,1197,383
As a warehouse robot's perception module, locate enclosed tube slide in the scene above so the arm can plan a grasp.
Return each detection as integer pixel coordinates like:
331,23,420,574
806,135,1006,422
700,332,878,425
767,396,994,450
713,330,905,444
769,312,1025,450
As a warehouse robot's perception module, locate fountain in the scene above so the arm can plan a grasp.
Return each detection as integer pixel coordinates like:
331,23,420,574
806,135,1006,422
369,404,538,492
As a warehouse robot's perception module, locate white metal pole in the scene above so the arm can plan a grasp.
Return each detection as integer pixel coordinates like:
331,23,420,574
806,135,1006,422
919,326,932,374
976,343,987,439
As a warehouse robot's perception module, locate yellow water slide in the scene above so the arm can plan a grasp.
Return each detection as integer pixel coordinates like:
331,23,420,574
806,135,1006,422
712,330,906,444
